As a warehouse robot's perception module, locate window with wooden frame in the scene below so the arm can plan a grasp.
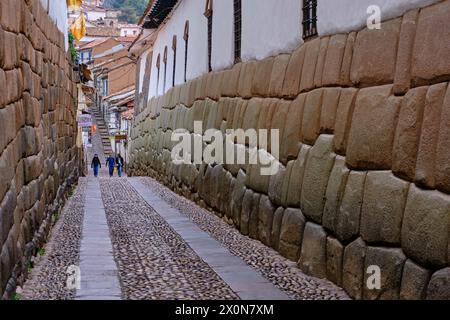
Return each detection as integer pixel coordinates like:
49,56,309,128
172,35,177,87
302,0,317,40
156,54,161,95
163,46,168,93
233,0,242,63
204,0,213,72
183,21,189,82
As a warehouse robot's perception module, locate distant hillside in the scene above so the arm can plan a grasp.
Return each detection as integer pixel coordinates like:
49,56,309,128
104,0,148,24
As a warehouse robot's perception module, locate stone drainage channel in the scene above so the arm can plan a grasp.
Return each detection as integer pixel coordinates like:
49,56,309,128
20,174,348,300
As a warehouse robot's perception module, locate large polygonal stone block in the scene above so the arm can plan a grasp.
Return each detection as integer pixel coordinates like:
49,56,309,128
301,89,323,145
322,34,347,86
300,135,335,224
435,86,450,194
393,10,419,95
322,156,350,234
412,1,450,86
278,208,305,262
346,85,401,170
351,19,401,87
400,259,431,300
298,222,327,279
268,54,290,97
401,185,450,268
392,86,427,181
326,237,344,287
333,88,358,155
299,38,321,92
426,268,450,300
282,45,306,98
342,238,367,300
258,195,275,247
415,83,447,189
363,247,406,300
360,171,409,245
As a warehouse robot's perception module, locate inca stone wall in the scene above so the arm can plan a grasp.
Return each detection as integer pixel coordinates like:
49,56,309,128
0,0,80,298
129,1,450,299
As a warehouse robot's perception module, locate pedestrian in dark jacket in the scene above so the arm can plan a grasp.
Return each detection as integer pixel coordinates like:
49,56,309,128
91,154,101,177
106,155,116,177
116,154,124,177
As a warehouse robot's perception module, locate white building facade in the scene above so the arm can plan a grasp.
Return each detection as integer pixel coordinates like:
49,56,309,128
136,0,442,102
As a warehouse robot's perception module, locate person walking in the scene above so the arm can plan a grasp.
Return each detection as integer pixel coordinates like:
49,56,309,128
106,154,116,177
116,154,124,178
91,154,101,177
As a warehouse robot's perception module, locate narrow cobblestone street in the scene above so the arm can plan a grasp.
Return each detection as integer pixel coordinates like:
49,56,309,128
20,123,348,300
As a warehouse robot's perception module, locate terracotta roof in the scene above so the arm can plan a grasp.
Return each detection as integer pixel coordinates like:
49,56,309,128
121,107,135,120
116,36,138,43
78,38,109,50
139,0,179,28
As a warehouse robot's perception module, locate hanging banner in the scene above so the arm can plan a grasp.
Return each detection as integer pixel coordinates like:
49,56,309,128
67,0,83,11
70,12,86,41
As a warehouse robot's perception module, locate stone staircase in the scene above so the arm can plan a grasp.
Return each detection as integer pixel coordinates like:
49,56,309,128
90,108,113,156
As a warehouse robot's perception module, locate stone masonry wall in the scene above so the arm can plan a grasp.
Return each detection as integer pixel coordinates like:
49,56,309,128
0,0,80,298
129,1,450,299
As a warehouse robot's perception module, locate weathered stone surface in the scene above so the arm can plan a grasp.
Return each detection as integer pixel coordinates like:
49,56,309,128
301,89,323,145
299,38,321,92
279,208,305,261
322,34,347,86
230,170,247,228
248,192,261,240
320,87,341,134
282,45,306,98
392,86,427,181
286,144,310,208
333,88,358,155
363,247,406,300
268,164,285,207
313,37,329,88
323,156,349,234
402,185,450,268
298,222,327,279
281,94,305,163
360,171,410,245
240,189,253,236
339,32,356,86
268,54,290,97
252,57,274,97
222,63,241,97
412,1,450,86
415,83,447,189
300,135,335,224
393,10,419,95
335,171,366,244
400,259,431,300
426,268,450,300
346,85,401,170
238,61,256,99
342,238,366,300
351,19,401,87
326,237,344,287
436,86,450,194
270,207,284,251
258,195,275,247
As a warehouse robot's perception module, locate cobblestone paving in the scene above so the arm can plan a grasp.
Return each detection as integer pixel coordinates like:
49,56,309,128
140,177,350,300
21,179,87,300
99,178,239,300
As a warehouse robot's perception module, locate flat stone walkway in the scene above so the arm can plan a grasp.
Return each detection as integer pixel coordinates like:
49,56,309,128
128,178,290,300
76,177,122,300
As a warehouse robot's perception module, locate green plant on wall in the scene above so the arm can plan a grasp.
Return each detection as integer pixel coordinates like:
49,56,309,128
68,32,78,62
